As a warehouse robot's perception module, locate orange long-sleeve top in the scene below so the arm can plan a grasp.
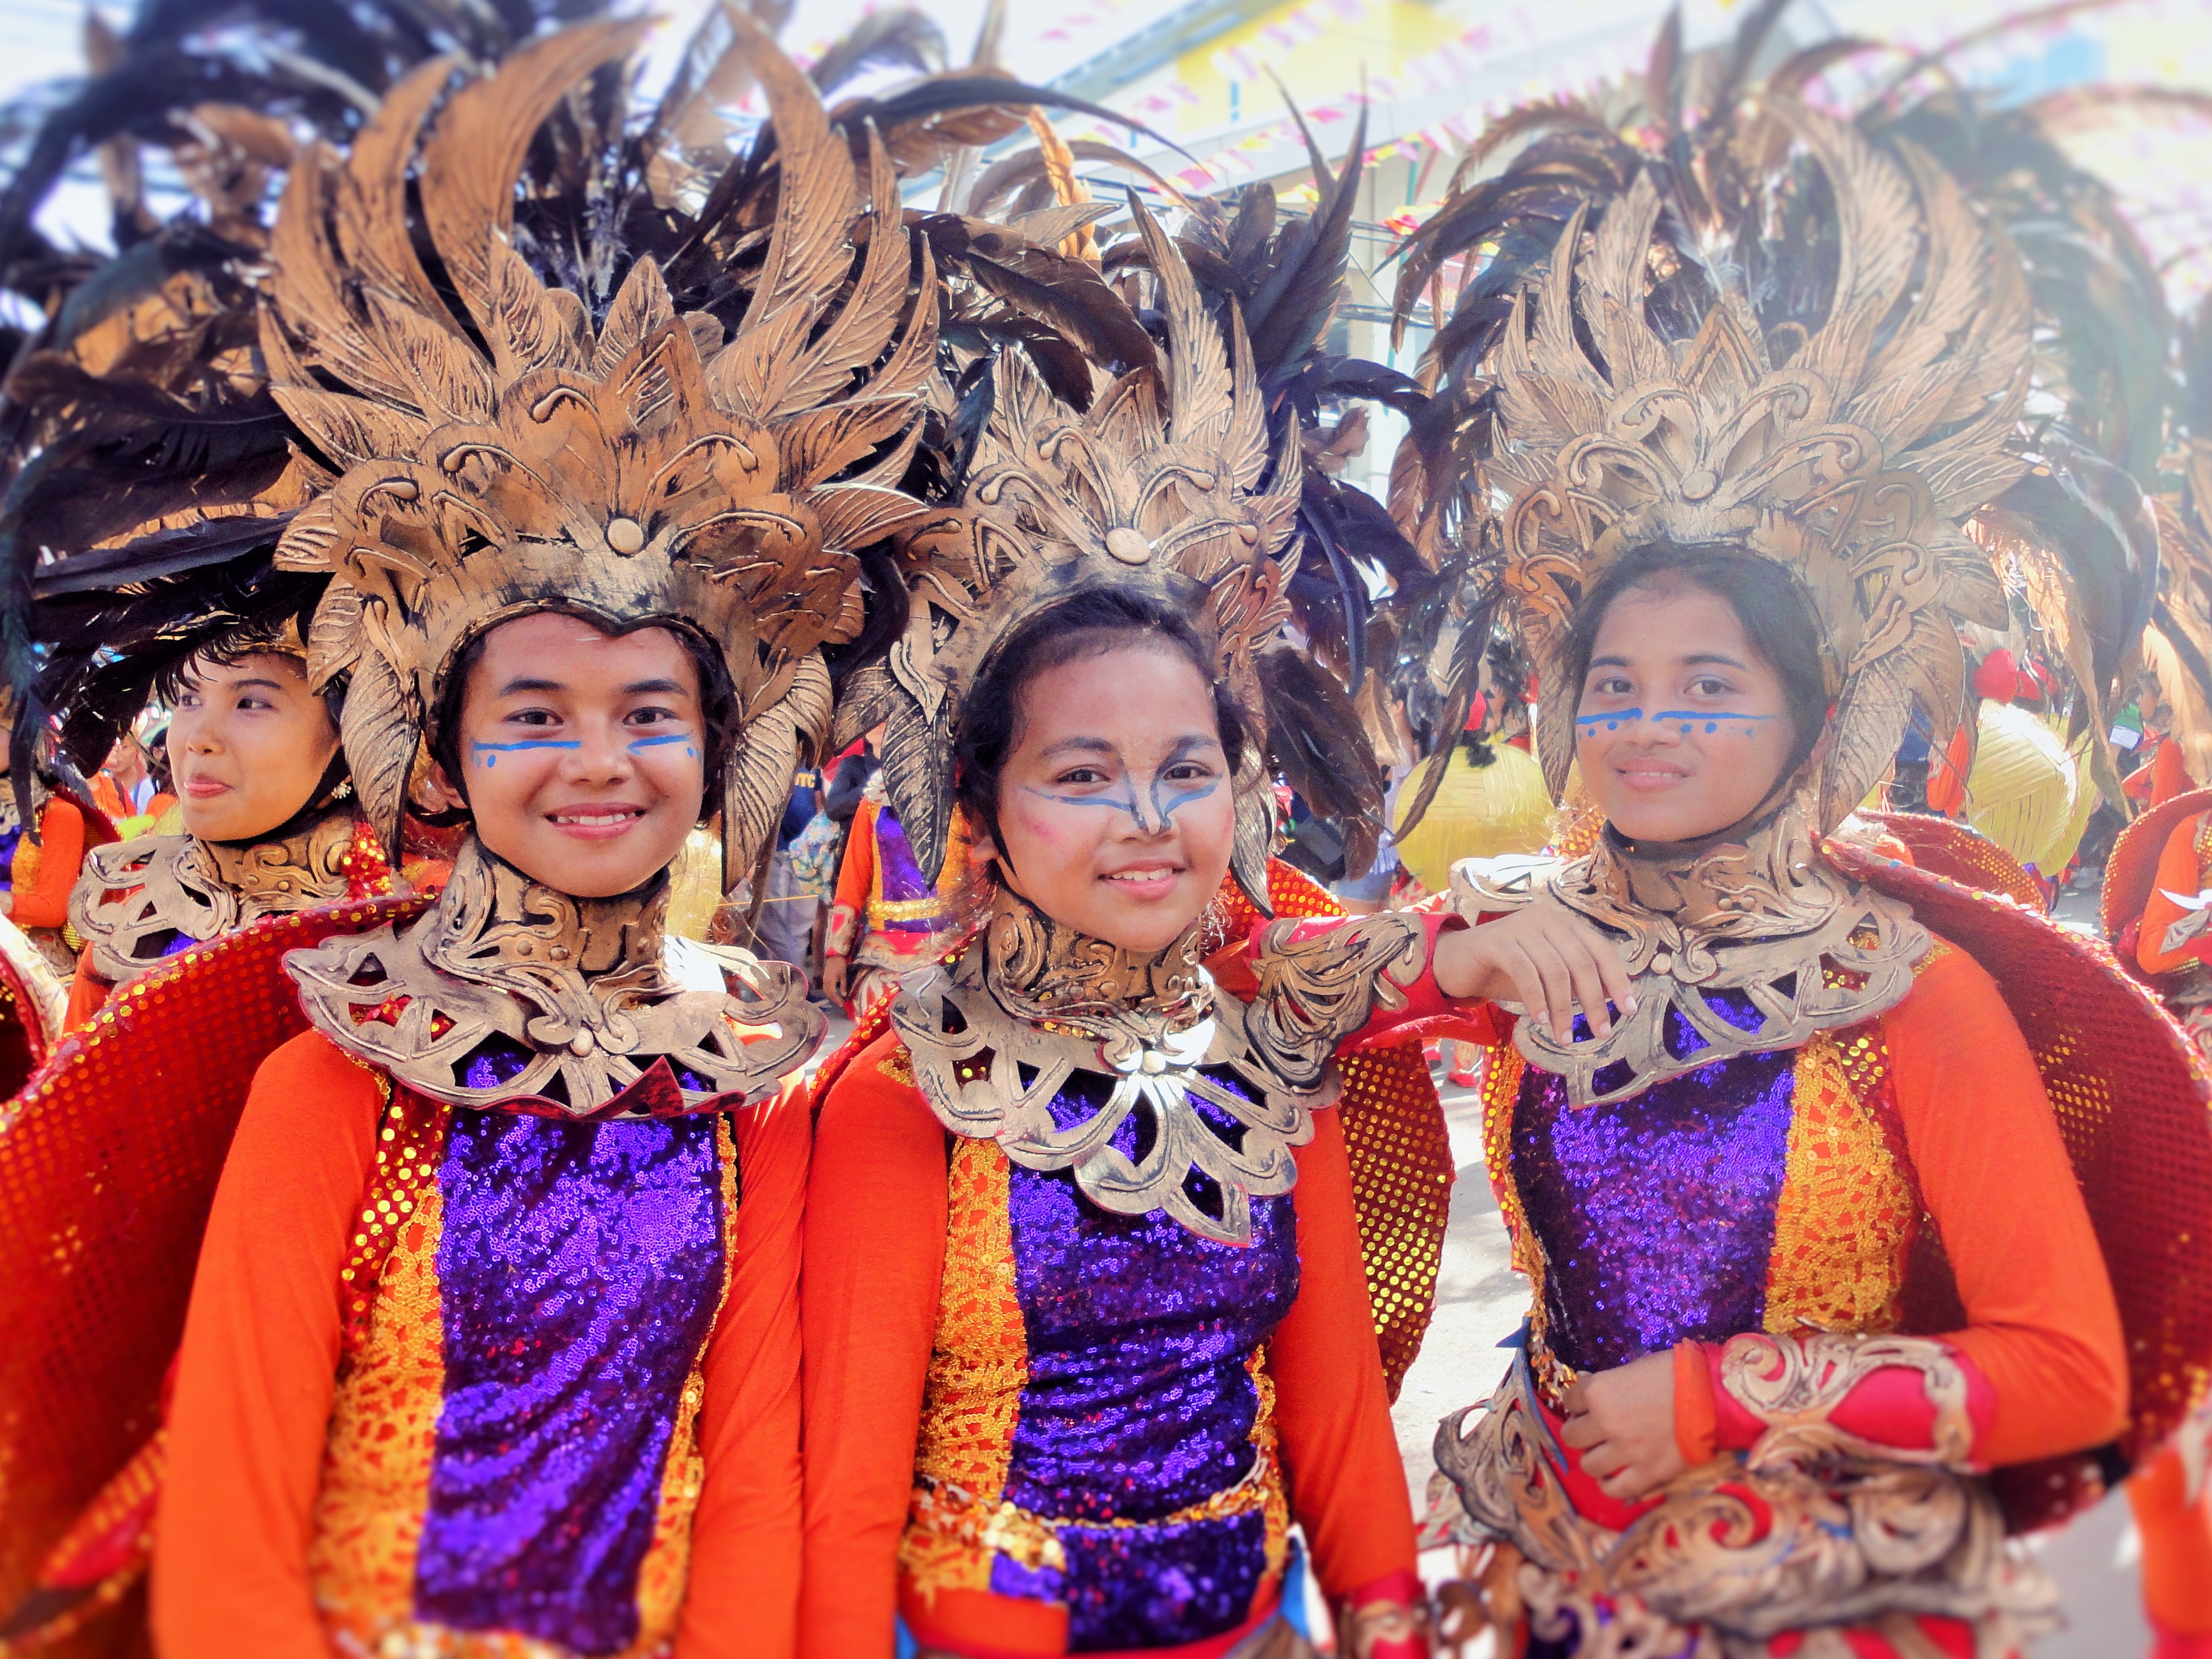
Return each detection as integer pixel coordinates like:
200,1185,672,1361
2137,812,2209,977
800,1032,1415,1659
152,1029,809,1659
1876,947,2127,1464
1612,943,2125,1478
6,797,86,929
823,797,879,959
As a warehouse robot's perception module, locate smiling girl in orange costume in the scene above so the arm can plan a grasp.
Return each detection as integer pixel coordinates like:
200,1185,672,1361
65,633,387,1025
795,204,1650,1659
133,21,946,1658
1393,68,2211,1658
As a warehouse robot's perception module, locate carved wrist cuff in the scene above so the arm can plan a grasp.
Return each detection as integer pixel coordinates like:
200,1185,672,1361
1711,1331,1986,1468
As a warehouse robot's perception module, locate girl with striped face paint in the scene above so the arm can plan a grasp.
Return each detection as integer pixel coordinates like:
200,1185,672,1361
1570,568,1807,847
965,631,1238,958
421,612,710,900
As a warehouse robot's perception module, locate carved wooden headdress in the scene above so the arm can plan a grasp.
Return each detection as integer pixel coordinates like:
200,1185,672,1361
862,209,1299,909
263,19,935,882
1469,102,2031,831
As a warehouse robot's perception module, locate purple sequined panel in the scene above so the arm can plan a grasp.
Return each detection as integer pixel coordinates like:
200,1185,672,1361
414,1111,726,1654
1512,993,1795,1372
1000,1070,1296,1651
459,1036,711,1095
0,822,19,888
872,809,942,933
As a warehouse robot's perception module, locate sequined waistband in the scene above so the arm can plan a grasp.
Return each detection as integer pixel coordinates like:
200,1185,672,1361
904,1452,1279,1576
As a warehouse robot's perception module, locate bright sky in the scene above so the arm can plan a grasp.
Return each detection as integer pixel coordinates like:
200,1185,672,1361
4,0,2209,305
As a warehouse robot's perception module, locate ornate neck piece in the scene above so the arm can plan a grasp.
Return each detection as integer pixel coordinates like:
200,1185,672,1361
980,885,1213,1030
70,802,375,987
1453,795,1928,1106
0,777,47,840
892,886,1428,1243
286,837,822,1117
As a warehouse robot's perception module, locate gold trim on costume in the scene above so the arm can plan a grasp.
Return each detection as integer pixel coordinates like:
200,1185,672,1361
285,837,820,1116
1432,1352,2057,1656
891,887,1425,1244
70,804,370,988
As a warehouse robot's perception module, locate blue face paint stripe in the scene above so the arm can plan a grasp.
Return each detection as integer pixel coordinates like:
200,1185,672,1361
1575,708,1638,733
626,733,695,751
1575,708,1781,737
1017,770,1222,830
473,738,582,768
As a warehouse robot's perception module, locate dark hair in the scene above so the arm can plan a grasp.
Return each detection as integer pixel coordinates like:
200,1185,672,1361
160,631,344,733
1561,541,1830,784
425,609,740,819
953,586,1247,857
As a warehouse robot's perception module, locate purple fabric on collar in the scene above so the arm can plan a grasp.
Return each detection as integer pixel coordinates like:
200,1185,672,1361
412,1109,726,1653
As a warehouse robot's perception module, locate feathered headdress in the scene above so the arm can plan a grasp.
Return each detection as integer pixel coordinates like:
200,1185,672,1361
1404,85,2030,831
858,207,1299,910
260,18,936,885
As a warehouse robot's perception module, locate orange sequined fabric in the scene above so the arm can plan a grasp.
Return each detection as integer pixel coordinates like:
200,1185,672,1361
0,893,429,1633
308,1141,448,1646
1863,810,2047,914
903,1139,1031,1598
1215,860,1454,1398
1832,837,2212,1522
1763,1027,1918,1337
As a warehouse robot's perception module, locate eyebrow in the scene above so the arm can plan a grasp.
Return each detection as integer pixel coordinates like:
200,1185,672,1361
495,676,565,696
1588,652,1748,670
1039,736,1116,758
1037,733,1221,760
622,678,688,696
228,678,288,693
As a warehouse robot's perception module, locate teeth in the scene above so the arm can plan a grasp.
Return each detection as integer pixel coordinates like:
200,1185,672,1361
555,812,639,827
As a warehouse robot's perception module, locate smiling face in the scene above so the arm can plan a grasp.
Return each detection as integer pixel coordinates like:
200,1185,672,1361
167,651,342,842
970,640,1237,956
1574,579,1799,843
428,612,708,899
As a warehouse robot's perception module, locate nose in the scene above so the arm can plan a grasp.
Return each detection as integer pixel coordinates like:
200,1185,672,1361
1575,707,1677,743
564,720,636,783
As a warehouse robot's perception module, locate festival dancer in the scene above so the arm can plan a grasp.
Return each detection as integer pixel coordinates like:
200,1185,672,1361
64,622,389,1022
0,15,969,1656
137,22,946,1656
0,696,110,970
800,193,1583,1656
822,758,951,1017
1395,75,2212,1659
0,691,114,1091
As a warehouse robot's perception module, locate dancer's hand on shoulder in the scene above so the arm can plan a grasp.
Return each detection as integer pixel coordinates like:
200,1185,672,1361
1559,1351,1684,1502
1429,895,1635,1042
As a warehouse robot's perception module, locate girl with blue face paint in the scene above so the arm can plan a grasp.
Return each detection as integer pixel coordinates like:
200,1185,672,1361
419,611,711,901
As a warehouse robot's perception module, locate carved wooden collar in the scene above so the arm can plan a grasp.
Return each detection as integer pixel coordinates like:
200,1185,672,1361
285,837,822,1117
1450,797,1929,1107
891,887,1427,1243
69,804,369,987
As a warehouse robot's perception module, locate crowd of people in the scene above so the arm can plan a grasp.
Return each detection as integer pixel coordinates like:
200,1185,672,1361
0,3,2209,1658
